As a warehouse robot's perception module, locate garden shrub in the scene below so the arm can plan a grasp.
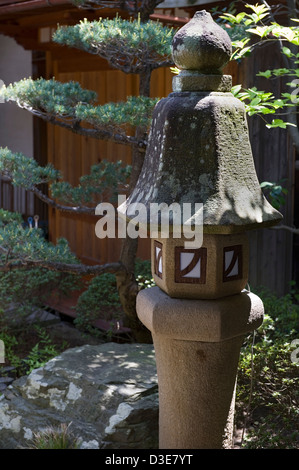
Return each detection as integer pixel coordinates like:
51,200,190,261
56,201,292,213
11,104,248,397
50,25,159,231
74,273,122,337
0,209,82,325
0,325,67,377
74,259,155,337
236,286,299,448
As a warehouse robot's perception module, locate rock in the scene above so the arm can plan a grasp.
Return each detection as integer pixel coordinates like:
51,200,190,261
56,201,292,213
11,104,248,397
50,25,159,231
0,343,158,449
0,377,14,385
0,368,17,393
0,366,17,376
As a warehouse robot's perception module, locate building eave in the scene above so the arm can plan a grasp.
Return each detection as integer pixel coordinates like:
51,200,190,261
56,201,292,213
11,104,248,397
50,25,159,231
0,0,71,16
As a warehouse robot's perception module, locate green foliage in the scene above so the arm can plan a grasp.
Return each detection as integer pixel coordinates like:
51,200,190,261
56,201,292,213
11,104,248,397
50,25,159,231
135,258,155,290
231,83,297,131
74,259,155,336
0,79,159,141
53,16,175,72
0,330,22,370
226,3,270,25
214,3,270,59
218,3,299,204
236,287,299,448
238,336,299,448
255,285,299,338
221,3,299,129
0,266,78,320
0,221,77,264
0,147,131,206
76,96,159,129
77,273,121,312
260,181,288,210
231,85,294,123
74,272,121,336
0,209,23,226
0,325,67,376
0,210,81,318
51,160,131,205
0,78,97,118
0,147,60,189
220,3,299,57
22,326,68,374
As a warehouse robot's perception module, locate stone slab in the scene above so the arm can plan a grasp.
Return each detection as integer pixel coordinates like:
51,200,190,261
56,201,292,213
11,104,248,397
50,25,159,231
0,343,158,449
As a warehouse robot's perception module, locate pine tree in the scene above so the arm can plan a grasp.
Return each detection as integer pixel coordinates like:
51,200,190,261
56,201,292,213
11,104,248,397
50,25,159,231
0,1,175,341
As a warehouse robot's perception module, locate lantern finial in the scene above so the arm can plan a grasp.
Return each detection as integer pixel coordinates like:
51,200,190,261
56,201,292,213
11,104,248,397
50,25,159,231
172,10,232,74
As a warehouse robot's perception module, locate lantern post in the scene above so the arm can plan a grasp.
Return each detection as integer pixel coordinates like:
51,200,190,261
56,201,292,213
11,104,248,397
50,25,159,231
119,10,282,449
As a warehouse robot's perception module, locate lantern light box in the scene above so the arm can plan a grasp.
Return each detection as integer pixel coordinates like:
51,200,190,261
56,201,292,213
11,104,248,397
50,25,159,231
152,234,248,299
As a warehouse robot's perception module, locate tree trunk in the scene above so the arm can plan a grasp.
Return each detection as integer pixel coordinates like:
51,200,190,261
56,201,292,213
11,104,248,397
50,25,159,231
115,68,153,343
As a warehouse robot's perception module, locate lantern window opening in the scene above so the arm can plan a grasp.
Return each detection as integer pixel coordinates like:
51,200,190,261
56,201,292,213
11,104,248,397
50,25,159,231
175,246,207,284
223,245,243,283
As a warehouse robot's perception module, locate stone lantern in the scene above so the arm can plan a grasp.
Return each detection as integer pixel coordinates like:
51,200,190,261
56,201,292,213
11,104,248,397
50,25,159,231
118,11,282,449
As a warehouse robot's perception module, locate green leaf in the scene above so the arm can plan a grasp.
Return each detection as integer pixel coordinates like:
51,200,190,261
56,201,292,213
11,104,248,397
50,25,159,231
272,68,290,77
233,46,252,59
231,84,242,95
235,12,247,23
245,3,270,18
260,108,275,115
246,26,269,37
257,70,272,78
282,47,293,58
250,96,261,106
266,119,297,129
260,181,275,188
273,99,285,108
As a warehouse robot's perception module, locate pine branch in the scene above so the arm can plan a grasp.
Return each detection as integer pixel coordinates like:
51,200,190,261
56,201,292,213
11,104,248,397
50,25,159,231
40,111,146,149
1,170,95,216
53,17,175,75
0,149,130,215
1,79,157,149
0,224,126,276
30,185,97,215
10,100,146,149
0,252,125,276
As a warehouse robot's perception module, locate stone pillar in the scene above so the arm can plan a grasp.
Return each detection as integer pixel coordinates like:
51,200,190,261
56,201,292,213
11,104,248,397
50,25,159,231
118,10,282,449
137,287,263,448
